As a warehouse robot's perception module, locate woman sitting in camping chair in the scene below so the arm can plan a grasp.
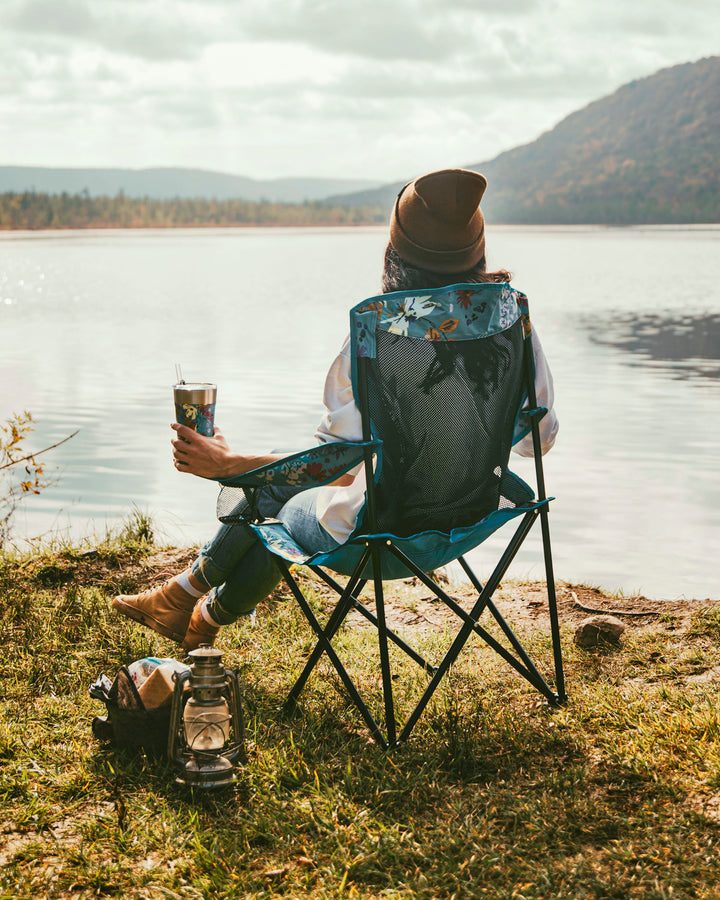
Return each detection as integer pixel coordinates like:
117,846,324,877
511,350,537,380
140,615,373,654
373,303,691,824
112,168,558,651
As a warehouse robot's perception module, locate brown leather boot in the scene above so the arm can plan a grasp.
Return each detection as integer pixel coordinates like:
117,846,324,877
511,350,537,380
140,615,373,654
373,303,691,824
112,577,199,643
181,600,220,652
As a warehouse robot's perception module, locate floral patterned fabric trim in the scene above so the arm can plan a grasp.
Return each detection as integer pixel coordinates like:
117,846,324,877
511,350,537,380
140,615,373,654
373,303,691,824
218,440,380,489
252,522,311,563
514,289,532,338
351,283,526,358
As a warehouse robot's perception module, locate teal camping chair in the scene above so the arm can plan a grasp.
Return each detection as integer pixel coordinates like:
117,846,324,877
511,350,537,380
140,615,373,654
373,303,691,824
215,283,566,749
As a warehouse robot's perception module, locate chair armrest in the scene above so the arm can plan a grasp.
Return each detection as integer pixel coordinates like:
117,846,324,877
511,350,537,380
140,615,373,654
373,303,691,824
512,405,548,445
216,440,382,489
523,406,548,420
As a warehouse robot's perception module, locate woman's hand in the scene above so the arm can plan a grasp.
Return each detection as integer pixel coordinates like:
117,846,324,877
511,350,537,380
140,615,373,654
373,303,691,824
171,423,234,479
171,424,284,480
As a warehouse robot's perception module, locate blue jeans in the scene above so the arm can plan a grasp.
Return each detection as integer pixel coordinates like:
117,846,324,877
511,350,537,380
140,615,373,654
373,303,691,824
190,486,341,625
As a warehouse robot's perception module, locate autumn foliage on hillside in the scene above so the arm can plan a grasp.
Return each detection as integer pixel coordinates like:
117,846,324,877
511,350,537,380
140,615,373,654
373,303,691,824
477,56,720,224
333,57,720,225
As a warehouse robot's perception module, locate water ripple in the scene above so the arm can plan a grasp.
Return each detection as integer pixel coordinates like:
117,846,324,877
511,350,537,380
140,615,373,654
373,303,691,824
584,311,720,380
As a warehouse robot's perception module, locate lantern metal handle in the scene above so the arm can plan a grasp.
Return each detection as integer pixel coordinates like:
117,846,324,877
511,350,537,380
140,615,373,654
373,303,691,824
223,667,247,764
167,668,192,763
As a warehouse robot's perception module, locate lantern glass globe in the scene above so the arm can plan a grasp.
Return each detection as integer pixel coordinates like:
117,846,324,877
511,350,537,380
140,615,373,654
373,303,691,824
183,696,231,751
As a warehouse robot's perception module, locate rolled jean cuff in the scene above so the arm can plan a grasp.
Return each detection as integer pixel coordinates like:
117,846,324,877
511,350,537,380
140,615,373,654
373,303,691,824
191,555,224,590
190,520,259,589
205,588,255,626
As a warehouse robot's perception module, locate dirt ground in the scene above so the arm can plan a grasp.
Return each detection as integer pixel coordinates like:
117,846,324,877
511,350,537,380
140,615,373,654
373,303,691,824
312,573,718,636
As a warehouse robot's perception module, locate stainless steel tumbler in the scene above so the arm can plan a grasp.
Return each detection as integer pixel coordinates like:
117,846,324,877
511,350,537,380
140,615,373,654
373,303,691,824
173,383,217,437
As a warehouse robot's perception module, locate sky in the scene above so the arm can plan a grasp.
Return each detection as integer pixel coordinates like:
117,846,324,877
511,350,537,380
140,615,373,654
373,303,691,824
0,0,718,184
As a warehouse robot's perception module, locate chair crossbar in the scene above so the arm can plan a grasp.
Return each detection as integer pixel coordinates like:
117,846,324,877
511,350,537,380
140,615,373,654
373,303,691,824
285,556,437,718
483,598,557,695
385,546,554,698
310,567,437,674
456,519,565,701
284,550,371,710
453,541,558,696
275,554,390,749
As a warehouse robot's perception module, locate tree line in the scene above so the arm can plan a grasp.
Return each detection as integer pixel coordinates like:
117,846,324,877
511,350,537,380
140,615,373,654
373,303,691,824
0,191,387,230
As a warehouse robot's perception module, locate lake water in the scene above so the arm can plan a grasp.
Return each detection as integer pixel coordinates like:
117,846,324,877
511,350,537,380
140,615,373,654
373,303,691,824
1,225,718,601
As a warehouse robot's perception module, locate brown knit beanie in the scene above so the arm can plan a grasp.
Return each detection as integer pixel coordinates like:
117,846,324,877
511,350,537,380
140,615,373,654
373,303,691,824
389,168,487,273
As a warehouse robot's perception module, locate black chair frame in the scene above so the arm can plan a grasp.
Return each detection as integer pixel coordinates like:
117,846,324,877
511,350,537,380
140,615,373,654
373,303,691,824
271,334,566,750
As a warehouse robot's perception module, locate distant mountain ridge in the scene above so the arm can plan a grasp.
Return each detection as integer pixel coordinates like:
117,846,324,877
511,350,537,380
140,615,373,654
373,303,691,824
0,166,381,204
328,56,720,225
3,57,717,224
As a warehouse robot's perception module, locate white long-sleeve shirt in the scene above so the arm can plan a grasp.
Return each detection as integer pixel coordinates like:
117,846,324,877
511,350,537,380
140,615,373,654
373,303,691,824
313,328,558,543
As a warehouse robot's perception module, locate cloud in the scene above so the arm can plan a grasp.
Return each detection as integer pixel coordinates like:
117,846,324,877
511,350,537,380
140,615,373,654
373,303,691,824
1,0,217,60
321,61,601,106
0,0,716,180
6,0,94,38
233,0,471,62
429,0,539,10
563,0,719,30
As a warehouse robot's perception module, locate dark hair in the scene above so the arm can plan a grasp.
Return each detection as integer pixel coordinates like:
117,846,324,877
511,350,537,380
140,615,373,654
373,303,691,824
381,244,511,293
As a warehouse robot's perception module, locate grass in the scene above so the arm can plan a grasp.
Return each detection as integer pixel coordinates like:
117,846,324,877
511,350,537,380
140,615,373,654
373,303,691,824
1,520,720,898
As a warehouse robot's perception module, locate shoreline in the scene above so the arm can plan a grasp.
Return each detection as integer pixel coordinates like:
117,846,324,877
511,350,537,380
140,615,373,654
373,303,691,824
5,540,715,625
4,528,717,607
3,221,720,233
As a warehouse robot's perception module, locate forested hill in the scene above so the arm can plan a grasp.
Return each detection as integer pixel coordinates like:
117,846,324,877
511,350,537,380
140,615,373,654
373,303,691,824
477,56,720,224
0,167,380,204
0,193,386,230
329,56,720,225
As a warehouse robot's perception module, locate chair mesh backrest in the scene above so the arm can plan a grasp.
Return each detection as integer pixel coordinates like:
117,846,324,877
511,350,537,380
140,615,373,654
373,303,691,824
362,318,526,537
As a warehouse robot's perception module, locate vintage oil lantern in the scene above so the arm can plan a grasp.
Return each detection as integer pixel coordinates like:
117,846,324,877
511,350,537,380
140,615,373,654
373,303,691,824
167,647,245,789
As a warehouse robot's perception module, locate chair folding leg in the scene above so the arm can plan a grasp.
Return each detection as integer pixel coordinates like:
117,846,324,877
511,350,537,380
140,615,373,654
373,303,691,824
387,567,558,744
371,543,397,748
285,555,435,723
458,507,566,704
538,505,566,701
384,540,555,698
409,567,558,698
392,509,560,744
457,555,561,699
484,598,555,688
278,505,563,748
274,555,390,749
283,549,371,709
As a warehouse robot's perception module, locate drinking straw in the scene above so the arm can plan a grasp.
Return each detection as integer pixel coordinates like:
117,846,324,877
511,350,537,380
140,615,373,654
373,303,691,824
175,364,185,384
